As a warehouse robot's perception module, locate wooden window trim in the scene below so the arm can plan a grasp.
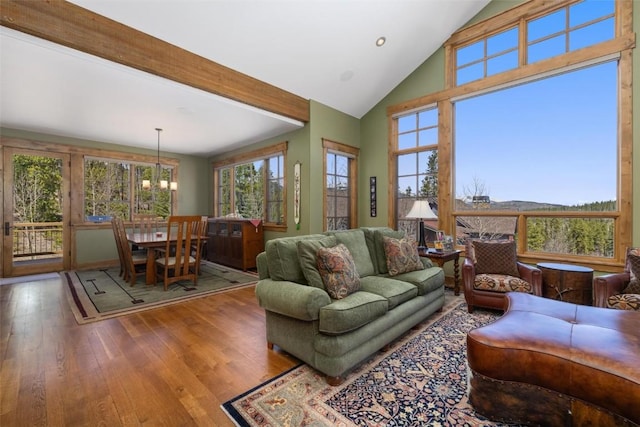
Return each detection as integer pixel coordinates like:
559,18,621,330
1,136,179,225
212,141,288,230
387,0,633,269
322,138,358,231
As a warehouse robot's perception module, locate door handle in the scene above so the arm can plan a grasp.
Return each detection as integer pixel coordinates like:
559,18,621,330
4,222,10,236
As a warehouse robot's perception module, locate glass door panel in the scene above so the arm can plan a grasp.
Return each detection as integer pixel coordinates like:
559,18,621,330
2,147,70,277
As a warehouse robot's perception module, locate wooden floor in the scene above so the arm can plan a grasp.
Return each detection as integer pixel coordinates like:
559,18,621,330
0,275,299,426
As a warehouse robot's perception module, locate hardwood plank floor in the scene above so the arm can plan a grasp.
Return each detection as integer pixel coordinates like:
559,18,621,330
0,275,299,426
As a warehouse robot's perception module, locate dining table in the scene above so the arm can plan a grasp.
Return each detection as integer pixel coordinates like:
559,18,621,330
127,231,205,285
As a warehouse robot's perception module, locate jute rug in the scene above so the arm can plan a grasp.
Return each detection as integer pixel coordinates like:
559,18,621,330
222,299,525,427
63,260,257,324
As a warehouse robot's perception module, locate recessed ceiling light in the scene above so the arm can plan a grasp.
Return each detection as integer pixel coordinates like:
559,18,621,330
340,70,354,82
376,36,386,47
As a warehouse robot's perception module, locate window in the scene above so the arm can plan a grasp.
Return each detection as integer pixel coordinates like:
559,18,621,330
389,0,632,269
213,142,286,227
394,106,438,239
84,157,176,220
527,1,614,64
455,0,615,85
454,61,617,257
266,155,284,223
456,27,519,85
323,139,358,231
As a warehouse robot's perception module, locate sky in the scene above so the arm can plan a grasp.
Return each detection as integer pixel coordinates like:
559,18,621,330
454,60,617,206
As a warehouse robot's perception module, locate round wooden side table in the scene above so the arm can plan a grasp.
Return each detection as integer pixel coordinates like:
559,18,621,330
537,262,594,306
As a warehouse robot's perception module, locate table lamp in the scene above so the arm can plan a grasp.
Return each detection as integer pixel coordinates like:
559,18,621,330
405,200,438,251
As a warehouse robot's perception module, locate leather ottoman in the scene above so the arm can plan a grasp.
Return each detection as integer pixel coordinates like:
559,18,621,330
467,292,640,426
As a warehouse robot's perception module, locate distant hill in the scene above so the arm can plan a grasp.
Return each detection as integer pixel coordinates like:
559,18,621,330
489,200,566,211
454,199,616,212
455,198,565,211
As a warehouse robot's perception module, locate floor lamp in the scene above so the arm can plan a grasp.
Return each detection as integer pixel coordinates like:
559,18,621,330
405,200,438,252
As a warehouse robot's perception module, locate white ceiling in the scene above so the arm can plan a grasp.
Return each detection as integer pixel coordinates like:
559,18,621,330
0,0,489,156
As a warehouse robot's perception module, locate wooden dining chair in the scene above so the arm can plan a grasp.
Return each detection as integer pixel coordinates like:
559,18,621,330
133,214,159,235
113,217,147,286
191,215,209,275
154,215,203,291
111,218,127,279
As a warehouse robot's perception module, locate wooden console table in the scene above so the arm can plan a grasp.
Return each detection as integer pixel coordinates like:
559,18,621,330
537,262,594,306
421,249,462,295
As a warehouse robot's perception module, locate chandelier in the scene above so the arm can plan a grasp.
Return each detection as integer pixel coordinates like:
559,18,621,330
142,128,177,190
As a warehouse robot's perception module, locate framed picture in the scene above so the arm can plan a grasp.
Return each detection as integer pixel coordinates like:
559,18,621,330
370,176,377,217
435,230,445,241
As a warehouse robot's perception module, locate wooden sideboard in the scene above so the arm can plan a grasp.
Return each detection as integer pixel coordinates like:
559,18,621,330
206,218,264,271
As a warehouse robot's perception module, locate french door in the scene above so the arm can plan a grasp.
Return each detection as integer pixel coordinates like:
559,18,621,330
1,147,70,277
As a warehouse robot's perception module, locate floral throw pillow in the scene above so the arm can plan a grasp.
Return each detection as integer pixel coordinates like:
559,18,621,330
382,236,424,277
472,240,520,277
316,243,360,299
622,249,640,294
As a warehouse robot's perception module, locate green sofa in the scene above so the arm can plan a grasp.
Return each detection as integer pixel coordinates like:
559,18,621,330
255,227,446,384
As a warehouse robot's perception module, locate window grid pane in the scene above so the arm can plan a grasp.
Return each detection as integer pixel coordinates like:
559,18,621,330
325,152,351,231
394,103,439,236
455,26,519,85
84,158,174,220
266,155,285,224
527,1,615,65
215,153,284,225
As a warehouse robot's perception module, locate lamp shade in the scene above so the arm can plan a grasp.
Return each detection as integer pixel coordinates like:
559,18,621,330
405,200,437,219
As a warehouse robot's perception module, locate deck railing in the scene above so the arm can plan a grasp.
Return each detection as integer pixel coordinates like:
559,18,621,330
12,222,63,259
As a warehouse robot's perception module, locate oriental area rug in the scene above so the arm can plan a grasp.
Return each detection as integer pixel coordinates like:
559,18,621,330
223,300,526,427
63,261,257,324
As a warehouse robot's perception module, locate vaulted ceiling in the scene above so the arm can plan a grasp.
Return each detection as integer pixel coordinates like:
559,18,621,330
0,0,490,156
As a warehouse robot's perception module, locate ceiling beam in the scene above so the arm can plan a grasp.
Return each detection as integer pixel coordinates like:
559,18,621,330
0,0,310,123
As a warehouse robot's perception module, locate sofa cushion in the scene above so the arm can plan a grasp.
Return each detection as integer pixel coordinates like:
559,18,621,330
317,244,361,299
390,264,445,296
472,240,520,277
474,274,532,293
319,291,388,335
606,293,640,310
297,236,337,290
383,236,424,276
359,276,418,310
372,228,405,274
331,229,376,277
622,249,640,294
265,234,326,283
361,227,402,274
626,248,640,279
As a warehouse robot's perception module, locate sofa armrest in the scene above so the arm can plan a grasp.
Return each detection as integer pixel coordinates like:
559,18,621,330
593,272,630,308
517,262,542,296
256,251,269,279
255,279,331,321
419,256,434,269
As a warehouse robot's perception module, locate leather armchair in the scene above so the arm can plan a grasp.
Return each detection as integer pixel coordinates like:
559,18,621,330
593,247,639,310
462,239,542,313
593,271,631,307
